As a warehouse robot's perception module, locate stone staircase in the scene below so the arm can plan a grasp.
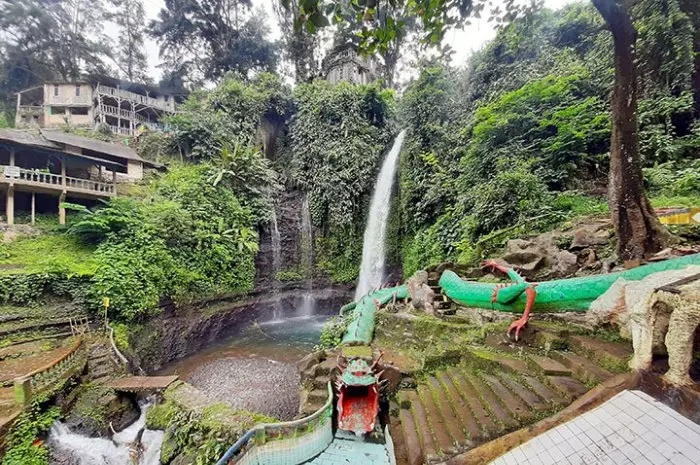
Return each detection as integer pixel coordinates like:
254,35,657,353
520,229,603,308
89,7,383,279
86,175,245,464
427,272,454,316
393,333,632,464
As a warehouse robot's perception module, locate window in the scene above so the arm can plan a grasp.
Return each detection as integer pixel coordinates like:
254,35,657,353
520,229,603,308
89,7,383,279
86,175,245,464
75,85,80,97
50,106,66,115
54,85,59,97
70,107,88,115
164,95,170,102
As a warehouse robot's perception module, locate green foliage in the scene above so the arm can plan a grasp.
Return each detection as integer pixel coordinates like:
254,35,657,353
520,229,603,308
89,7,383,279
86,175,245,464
2,404,60,465
0,112,10,128
0,235,97,276
165,73,292,162
644,160,700,196
69,164,259,322
274,270,304,282
396,1,698,272
315,313,352,350
290,81,393,231
315,233,362,284
288,81,394,281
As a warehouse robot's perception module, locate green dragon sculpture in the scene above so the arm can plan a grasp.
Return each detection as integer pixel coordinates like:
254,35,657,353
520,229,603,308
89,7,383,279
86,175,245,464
439,253,700,340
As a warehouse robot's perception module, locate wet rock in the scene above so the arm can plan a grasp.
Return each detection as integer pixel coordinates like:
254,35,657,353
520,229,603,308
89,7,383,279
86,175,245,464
63,387,139,437
379,365,402,393
170,451,198,465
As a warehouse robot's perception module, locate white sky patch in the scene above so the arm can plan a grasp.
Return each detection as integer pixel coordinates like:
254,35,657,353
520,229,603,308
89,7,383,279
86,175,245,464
115,0,579,82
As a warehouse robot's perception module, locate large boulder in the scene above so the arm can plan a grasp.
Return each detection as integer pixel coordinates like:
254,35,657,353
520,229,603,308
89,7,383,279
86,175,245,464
570,222,613,249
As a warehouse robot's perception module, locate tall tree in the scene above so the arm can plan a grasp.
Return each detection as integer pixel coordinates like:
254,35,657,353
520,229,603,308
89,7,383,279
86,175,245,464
272,0,320,83
591,0,669,260
286,0,674,260
109,0,150,83
0,0,112,81
150,0,279,82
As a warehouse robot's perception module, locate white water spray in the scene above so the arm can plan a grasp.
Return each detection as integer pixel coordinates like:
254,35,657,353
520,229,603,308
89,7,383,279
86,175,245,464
298,196,316,317
270,208,284,321
48,400,164,465
355,130,406,300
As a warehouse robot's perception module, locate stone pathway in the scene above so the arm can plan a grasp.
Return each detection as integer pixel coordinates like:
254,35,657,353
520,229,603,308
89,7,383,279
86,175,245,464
489,390,700,465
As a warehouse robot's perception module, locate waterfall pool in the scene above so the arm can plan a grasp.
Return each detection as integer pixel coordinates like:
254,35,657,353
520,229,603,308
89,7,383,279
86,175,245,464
156,304,330,420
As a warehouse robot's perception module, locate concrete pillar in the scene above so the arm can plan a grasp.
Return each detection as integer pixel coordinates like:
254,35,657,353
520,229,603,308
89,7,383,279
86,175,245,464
6,186,14,226
59,192,66,225
31,192,35,225
9,147,15,167
13,377,31,406
61,156,66,187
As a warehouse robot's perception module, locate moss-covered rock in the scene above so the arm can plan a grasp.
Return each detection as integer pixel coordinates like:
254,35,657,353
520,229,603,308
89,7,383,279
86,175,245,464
64,385,138,437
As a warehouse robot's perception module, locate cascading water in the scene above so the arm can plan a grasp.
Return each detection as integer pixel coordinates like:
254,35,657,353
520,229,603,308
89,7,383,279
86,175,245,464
47,399,163,465
270,208,284,321
298,196,316,317
355,130,407,300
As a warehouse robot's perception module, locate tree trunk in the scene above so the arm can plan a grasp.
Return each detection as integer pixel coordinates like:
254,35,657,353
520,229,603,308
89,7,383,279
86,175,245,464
592,0,670,261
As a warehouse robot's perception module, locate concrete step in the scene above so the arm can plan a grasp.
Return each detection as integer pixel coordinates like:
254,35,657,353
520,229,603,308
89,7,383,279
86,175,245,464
491,356,528,374
311,376,328,390
315,358,338,376
546,376,589,402
461,371,518,431
445,368,498,436
480,374,535,423
529,355,572,376
551,351,613,385
520,375,564,407
426,376,472,449
417,384,457,455
398,405,423,465
403,390,438,462
495,373,550,412
569,335,632,372
436,371,483,442
307,388,329,405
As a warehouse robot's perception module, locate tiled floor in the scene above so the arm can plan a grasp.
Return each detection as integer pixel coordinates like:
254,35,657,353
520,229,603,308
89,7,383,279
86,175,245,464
490,390,700,465
307,438,391,464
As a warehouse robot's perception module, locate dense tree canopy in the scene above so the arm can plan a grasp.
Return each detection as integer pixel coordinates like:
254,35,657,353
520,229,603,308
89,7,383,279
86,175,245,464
150,0,279,83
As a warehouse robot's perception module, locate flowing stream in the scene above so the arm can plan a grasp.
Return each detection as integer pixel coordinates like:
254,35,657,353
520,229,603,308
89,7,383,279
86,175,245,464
355,130,407,300
48,399,163,465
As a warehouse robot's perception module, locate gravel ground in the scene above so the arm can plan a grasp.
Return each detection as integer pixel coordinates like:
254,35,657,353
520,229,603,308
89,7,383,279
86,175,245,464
186,356,301,420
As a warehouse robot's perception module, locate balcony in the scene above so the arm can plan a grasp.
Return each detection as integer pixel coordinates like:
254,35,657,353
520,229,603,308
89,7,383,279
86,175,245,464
96,85,174,112
1,166,115,197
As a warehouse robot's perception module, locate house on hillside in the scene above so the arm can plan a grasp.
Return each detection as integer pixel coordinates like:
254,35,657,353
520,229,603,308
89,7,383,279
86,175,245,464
0,128,159,226
15,76,186,137
323,43,379,85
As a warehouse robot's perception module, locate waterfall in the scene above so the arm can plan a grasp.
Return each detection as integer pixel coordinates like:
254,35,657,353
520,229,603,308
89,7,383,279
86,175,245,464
47,399,164,465
298,195,315,317
355,130,407,300
270,208,283,321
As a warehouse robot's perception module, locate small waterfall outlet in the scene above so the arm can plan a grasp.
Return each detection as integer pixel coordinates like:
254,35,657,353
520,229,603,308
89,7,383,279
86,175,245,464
270,208,284,321
47,399,163,465
355,130,407,300
298,195,316,317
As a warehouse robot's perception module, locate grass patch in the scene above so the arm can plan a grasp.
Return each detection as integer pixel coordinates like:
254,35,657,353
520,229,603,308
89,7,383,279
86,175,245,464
0,234,97,276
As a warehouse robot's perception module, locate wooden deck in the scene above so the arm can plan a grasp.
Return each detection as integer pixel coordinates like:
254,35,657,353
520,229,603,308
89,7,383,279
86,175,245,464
104,375,179,393
1,166,115,198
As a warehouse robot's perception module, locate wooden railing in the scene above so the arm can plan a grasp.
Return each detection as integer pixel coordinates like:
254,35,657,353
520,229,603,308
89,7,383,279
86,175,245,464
13,339,87,406
2,166,116,195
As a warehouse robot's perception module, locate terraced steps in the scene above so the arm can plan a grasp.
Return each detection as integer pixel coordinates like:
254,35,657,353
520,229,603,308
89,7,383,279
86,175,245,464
396,364,580,464
393,335,631,465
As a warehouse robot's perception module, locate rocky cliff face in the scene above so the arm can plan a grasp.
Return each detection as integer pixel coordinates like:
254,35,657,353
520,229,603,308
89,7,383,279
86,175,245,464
128,286,353,373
